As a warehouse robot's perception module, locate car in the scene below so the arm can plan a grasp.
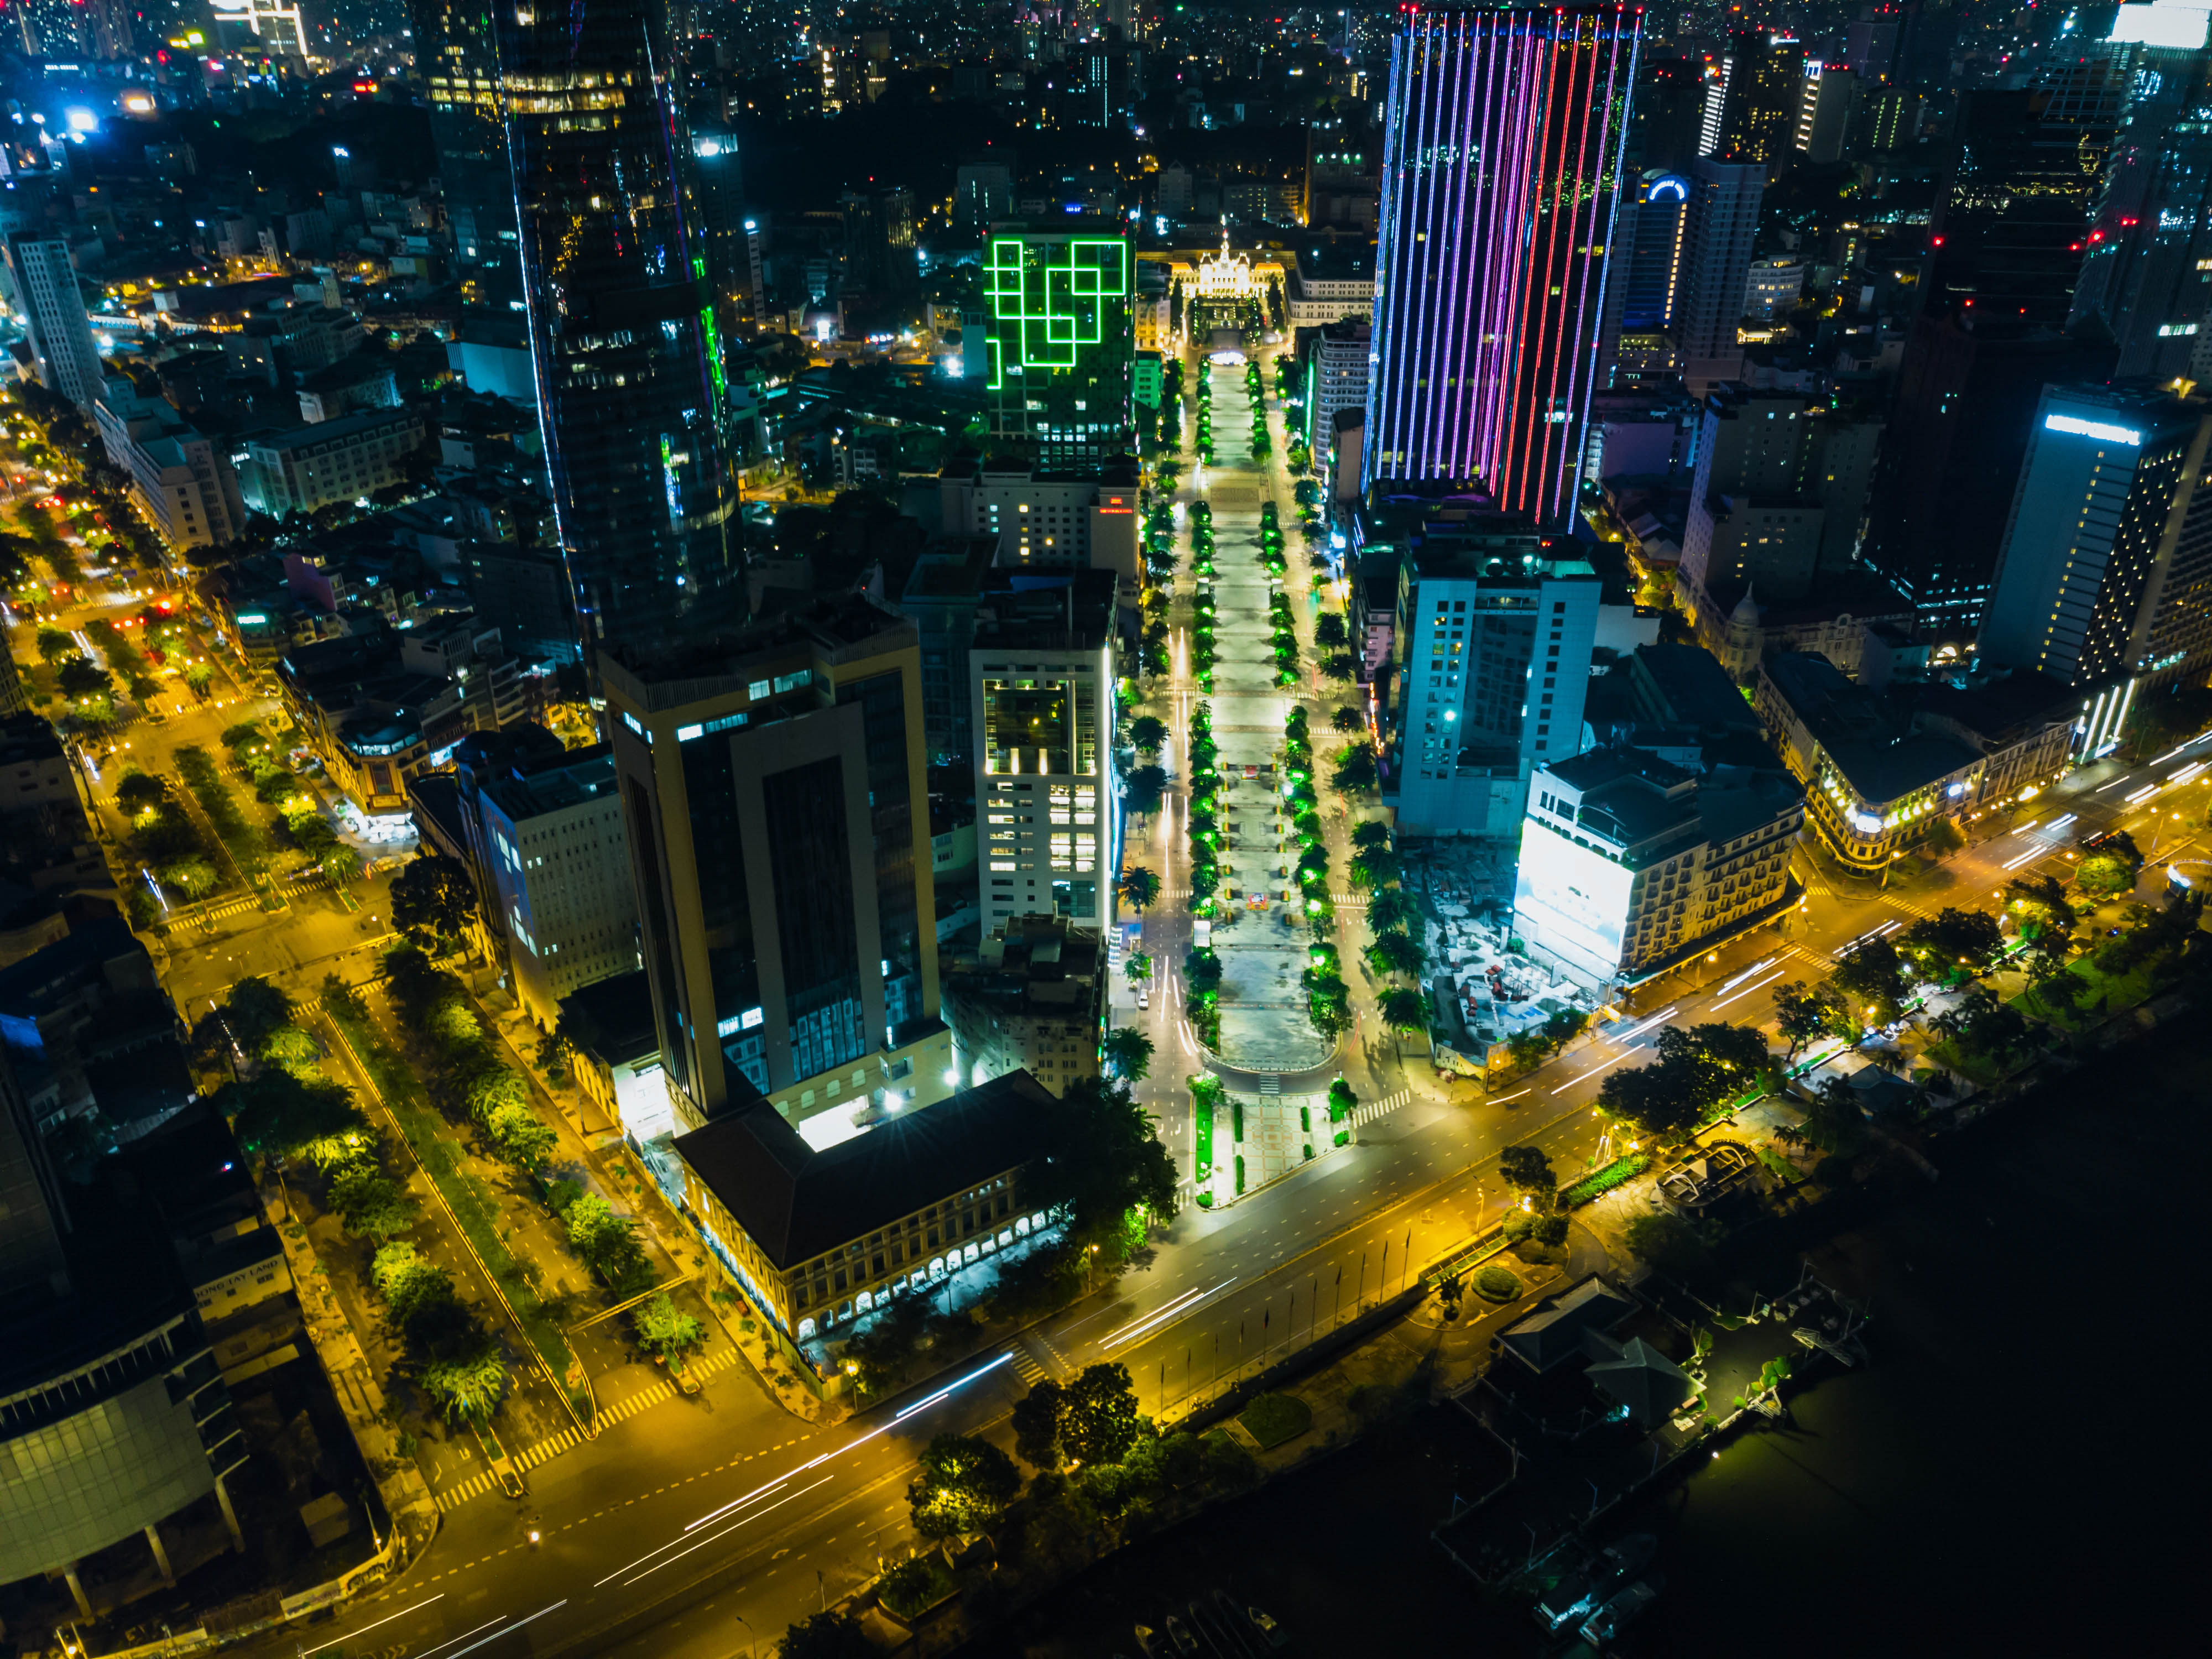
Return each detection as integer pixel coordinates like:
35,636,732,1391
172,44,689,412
1138,989,1150,1010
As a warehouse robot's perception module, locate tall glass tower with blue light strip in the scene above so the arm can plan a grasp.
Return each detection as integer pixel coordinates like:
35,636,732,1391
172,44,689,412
1364,4,1642,528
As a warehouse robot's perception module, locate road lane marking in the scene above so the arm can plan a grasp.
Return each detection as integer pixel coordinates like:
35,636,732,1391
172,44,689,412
619,1478,836,1588
299,1594,446,1655
414,1615,512,1659
448,1601,566,1657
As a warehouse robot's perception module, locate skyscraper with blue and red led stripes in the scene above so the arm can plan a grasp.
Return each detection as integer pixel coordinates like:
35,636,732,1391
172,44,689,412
1365,4,1642,528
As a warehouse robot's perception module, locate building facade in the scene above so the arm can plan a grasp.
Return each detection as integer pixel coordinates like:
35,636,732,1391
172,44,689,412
1515,744,1802,991
5,233,101,412
92,378,246,554
1364,3,1642,528
237,407,426,519
969,571,1121,935
497,0,739,650
1980,385,2212,691
941,916,1106,1096
979,229,1134,465
599,598,950,1141
938,456,1141,582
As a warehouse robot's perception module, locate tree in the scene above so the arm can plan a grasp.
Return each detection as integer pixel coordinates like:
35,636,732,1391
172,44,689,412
465,1066,531,1128
485,1102,557,1168
1541,1008,1589,1055
2077,838,2143,898
1595,1022,1771,1140
1101,1025,1154,1083
159,856,217,901
56,655,112,699
1498,1143,1556,1206
1350,847,1402,890
217,1069,364,1162
1182,947,1223,997
565,1192,647,1286
1379,987,1430,1034
1831,936,1910,1025
421,1342,509,1424
1897,907,2004,982
1061,1361,1147,1467
1331,705,1366,734
1011,1377,1065,1470
34,626,74,662
1331,743,1378,795
1327,1077,1358,1123
1367,886,1418,937
1776,1075,1867,1158
1028,1076,1178,1239
390,854,478,951
321,846,364,885
1125,764,1168,816
1129,714,1168,753
1350,820,1392,855
328,1162,418,1242
1924,817,1966,856
1772,980,1846,1058
632,1291,707,1367
1623,1212,1719,1274
779,1610,873,1659
1313,612,1349,649
907,1432,1021,1539
1364,929,1425,979
116,771,166,814
1119,865,1161,911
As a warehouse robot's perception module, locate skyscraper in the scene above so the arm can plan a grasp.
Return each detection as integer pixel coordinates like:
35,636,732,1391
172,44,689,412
498,0,739,650
1981,385,2212,690
5,233,102,413
1619,171,1691,332
1670,158,1764,373
415,0,518,308
600,598,948,1139
980,229,1134,465
1710,30,1803,179
1364,3,1643,529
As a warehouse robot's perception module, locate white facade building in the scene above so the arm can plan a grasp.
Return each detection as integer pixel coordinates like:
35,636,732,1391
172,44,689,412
92,378,247,551
938,457,1141,582
237,406,425,518
6,233,102,411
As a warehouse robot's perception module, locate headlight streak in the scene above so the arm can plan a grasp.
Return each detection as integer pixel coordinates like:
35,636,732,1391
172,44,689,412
446,1601,566,1657
618,1477,835,1588
1100,1278,1238,1350
299,1595,446,1655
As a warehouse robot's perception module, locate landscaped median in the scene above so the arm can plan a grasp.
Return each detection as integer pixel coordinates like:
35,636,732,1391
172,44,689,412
319,993,591,1424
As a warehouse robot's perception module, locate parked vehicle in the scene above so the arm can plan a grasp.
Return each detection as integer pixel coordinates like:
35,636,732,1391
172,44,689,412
1244,1603,1291,1650
1164,1614,1199,1656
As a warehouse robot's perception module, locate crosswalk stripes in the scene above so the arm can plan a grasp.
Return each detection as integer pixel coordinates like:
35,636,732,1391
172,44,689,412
429,1347,740,1512
1350,1086,1412,1128
1008,1341,1048,1386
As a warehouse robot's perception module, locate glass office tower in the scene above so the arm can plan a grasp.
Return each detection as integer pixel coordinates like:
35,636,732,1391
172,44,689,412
1364,4,1642,529
498,0,739,650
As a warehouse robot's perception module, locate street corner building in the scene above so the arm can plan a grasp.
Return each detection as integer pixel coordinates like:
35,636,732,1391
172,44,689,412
1365,3,1644,529
671,1070,1061,1344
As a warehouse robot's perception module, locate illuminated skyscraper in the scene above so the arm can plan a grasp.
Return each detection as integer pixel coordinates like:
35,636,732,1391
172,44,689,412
498,0,738,650
414,0,518,306
981,229,1134,466
1363,4,1642,529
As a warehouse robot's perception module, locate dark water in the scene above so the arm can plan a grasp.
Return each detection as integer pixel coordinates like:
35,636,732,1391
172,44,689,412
979,1021,2199,1656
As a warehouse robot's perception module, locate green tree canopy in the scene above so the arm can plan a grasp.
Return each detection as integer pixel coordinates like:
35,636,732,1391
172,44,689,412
1771,979,1848,1057
391,854,479,948
1498,1144,1556,1203
1379,987,1430,1033
217,1068,364,1163
1060,1361,1149,1467
1125,764,1168,816
1026,1075,1178,1239
1119,865,1161,911
1897,907,2004,981
1332,744,1379,795
1129,714,1168,753
632,1291,707,1365
1777,1074,1867,1158
1830,936,1910,1025
1331,705,1367,733
1363,929,1425,979
779,1610,873,1659
1595,1022,1772,1139
1101,1026,1153,1083
1011,1377,1065,1470
1367,886,1418,936
907,1432,1021,1539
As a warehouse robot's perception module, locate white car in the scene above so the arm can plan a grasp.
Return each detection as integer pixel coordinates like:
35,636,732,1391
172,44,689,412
1138,989,1150,1010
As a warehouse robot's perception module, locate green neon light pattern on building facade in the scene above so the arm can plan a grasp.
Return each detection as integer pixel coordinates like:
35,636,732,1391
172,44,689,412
982,236,1131,388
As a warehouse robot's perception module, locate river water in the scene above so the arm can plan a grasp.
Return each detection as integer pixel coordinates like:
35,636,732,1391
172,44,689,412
975,1020,2195,1656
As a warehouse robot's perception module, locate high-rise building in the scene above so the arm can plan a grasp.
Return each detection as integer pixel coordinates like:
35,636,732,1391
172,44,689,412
968,570,1122,936
980,229,1134,465
1927,59,2128,329
1374,510,1604,837
1632,56,1711,171
498,0,739,651
1981,385,2212,691
1866,315,2117,637
1619,172,1691,332
414,0,516,306
691,124,750,330
1363,3,1643,529
1711,31,1804,179
1795,62,1860,164
2069,23,2212,379
599,598,949,1142
5,233,102,412
1671,158,1764,374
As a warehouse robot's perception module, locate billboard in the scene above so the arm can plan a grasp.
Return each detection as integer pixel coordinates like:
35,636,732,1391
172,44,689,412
1512,818,1634,988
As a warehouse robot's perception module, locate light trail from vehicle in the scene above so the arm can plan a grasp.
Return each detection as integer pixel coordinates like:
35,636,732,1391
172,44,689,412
298,1594,446,1655
1710,968,1786,1011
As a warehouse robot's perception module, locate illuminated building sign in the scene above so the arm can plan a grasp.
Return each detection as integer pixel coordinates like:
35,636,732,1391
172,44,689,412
981,233,1133,458
1511,818,1634,985
2043,413,2143,446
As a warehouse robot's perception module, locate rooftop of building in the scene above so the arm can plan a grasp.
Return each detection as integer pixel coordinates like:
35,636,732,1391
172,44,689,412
1542,728,1799,862
901,535,1001,605
0,916,155,1021
1761,651,1985,804
244,403,421,455
948,915,1105,1010
558,968,659,1070
971,568,1119,653
479,747,617,823
672,1070,1059,1272
597,593,916,709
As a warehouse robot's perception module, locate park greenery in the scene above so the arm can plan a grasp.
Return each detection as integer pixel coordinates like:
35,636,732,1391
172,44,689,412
1596,1022,1775,1140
